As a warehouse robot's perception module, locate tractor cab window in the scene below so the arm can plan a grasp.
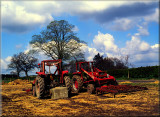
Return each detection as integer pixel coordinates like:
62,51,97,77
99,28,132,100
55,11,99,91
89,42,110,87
81,62,92,72
44,62,58,74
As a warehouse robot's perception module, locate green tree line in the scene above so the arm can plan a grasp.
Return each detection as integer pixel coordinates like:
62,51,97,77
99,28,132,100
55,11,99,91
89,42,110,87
106,66,159,79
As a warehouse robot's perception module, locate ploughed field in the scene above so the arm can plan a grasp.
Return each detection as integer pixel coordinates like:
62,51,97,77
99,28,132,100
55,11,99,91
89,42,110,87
2,80,159,116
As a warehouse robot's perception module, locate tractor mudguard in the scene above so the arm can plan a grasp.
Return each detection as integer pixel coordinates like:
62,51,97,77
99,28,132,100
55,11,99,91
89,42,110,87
32,79,36,85
62,70,69,78
72,72,81,75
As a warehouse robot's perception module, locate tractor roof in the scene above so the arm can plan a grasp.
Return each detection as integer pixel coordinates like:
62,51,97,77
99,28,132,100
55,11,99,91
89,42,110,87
76,61,94,64
41,59,62,63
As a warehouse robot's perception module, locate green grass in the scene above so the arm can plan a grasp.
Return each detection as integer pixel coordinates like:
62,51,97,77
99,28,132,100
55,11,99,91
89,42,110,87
116,77,159,80
2,76,36,83
119,82,159,87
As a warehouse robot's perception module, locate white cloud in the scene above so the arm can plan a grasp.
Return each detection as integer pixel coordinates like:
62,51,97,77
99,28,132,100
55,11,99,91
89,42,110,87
82,46,99,61
151,44,159,49
151,44,159,53
5,56,12,62
136,22,149,36
109,18,135,31
124,35,150,54
93,31,118,53
1,59,8,70
144,8,159,23
0,56,12,73
2,1,158,33
2,1,53,33
82,31,158,67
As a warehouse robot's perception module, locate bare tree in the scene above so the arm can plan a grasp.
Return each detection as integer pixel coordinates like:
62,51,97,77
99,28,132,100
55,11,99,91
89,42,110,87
123,55,134,78
19,52,38,79
8,54,22,78
8,52,38,79
110,57,128,69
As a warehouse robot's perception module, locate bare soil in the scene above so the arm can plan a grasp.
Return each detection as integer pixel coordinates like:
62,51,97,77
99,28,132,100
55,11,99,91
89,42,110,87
1,80,159,116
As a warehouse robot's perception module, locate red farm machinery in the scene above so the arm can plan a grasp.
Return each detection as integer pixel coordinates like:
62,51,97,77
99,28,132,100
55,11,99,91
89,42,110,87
71,61,147,96
32,59,72,99
31,60,147,99
71,61,118,94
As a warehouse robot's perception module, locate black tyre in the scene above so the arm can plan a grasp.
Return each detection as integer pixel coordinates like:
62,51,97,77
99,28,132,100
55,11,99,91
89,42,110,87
35,76,45,99
32,84,36,97
87,84,95,94
64,76,72,95
72,75,83,93
110,80,118,86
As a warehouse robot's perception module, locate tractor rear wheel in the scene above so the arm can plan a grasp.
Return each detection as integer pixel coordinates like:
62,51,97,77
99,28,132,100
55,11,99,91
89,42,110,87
32,84,36,97
87,84,95,94
72,75,83,93
64,76,72,95
35,76,45,99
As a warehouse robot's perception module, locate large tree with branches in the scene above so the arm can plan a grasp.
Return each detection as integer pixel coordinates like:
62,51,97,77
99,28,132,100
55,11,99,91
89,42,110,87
30,20,85,62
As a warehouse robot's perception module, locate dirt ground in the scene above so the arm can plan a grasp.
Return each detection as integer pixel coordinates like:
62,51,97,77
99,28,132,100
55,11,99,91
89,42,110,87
1,80,159,116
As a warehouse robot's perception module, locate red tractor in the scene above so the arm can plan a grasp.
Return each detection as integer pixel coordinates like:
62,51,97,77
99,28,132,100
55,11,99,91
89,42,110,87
32,59,72,99
71,61,118,94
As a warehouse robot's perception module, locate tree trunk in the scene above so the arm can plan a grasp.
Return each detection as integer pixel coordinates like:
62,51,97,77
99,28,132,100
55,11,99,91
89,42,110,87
25,71,29,80
17,72,19,78
128,69,129,79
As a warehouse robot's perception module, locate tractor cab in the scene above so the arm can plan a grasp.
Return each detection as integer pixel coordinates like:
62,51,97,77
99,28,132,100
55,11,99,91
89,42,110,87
37,60,61,75
32,59,71,99
75,61,109,79
36,59,68,84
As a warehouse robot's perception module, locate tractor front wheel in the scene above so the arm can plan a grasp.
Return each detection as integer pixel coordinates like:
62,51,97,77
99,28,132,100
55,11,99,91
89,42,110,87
87,84,95,94
72,75,83,93
35,76,45,99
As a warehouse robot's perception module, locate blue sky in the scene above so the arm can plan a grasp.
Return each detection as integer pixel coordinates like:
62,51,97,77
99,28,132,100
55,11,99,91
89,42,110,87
1,1,159,75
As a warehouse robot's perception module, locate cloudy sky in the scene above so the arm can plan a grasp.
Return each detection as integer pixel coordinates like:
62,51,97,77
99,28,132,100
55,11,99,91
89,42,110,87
1,0,159,74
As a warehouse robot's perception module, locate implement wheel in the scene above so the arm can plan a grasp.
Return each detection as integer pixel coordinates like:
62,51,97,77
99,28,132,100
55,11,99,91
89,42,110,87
72,75,83,93
64,76,72,95
111,80,118,86
87,84,95,94
35,76,45,99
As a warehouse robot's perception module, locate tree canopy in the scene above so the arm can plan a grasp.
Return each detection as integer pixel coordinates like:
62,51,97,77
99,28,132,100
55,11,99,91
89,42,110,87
30,20,85,61
93,53,127,71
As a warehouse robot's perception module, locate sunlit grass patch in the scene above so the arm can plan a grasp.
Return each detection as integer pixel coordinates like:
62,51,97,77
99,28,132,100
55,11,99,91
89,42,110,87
119,81,132,84
154,80,159,84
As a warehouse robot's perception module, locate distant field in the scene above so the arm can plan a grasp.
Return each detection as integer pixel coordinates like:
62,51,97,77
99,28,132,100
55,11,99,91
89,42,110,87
1,80,159,116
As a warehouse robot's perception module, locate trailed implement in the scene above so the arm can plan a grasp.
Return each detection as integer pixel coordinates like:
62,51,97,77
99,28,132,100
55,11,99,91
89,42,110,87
96,85,148,97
